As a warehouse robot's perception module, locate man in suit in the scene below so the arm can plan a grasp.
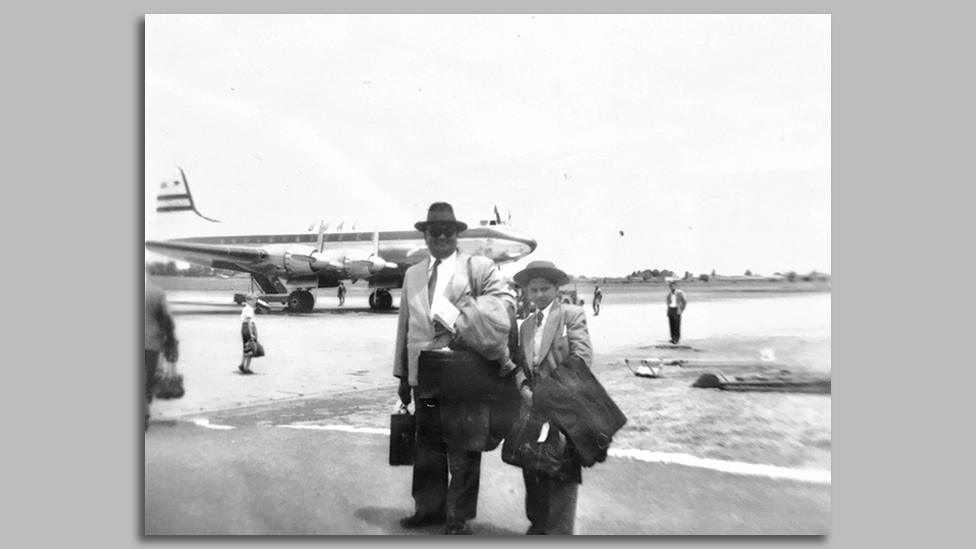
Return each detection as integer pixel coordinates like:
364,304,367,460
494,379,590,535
665,280,687,344
394,202,515,535
513,260,593,535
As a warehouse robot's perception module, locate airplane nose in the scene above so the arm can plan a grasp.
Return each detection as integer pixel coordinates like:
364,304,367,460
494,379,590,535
483,225,537,262
500,228,536,259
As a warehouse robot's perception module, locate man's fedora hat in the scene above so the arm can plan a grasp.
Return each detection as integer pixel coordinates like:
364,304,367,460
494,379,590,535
415,202,468,233
513,260,570,288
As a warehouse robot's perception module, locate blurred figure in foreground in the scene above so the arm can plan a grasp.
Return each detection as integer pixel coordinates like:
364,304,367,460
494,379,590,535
144,274,178,431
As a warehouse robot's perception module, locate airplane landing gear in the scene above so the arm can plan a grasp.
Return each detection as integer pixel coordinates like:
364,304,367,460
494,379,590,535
287,290,315,312
368,289,393,310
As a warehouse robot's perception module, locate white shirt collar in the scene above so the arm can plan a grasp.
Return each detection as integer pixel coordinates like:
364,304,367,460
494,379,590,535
428,250,457,272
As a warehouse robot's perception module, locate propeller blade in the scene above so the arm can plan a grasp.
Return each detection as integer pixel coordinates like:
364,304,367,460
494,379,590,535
316,220,326,252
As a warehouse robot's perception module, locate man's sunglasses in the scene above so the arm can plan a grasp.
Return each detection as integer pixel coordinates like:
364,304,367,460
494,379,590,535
427,224,457,238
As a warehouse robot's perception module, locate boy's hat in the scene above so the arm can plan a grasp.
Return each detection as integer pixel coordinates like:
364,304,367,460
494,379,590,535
513,260,569,288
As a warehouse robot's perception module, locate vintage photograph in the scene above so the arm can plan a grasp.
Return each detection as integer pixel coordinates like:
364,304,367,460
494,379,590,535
144,14,830,535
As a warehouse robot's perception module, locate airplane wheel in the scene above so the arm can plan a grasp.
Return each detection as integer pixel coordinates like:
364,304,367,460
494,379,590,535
288,291,304,312
378,290,393,309
300,291,315,312
368,291,379,310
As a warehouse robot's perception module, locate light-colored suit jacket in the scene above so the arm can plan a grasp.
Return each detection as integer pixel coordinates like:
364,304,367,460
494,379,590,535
393,252,513,387
518,301,592,385
665,289,687,315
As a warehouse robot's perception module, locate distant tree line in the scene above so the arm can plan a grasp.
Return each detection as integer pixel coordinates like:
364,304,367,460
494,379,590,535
574,268,830,284
628,269,676,281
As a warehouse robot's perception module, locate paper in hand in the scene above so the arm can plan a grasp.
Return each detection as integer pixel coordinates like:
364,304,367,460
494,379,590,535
430,294,459,333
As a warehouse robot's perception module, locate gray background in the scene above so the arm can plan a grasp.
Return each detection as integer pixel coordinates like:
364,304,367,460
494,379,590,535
6,0,966,547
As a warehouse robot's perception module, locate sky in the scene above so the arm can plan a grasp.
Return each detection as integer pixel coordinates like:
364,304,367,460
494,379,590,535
145,14,830,278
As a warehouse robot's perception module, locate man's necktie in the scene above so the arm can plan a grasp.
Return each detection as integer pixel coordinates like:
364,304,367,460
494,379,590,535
427,259,441,305
536,310,544,328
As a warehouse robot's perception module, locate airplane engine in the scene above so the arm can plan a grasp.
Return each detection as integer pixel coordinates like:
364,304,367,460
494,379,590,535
275,247,396,280
341,250,397,279
277,247,332,276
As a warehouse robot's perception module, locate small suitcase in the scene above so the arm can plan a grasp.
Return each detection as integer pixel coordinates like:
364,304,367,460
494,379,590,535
389,408,416,466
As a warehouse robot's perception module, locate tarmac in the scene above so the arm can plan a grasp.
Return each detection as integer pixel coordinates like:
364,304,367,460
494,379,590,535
145,401,829,535
145,287,830,535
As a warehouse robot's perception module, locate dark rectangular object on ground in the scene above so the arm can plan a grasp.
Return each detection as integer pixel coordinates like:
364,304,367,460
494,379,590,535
417,350,499,401
389,412,415,466
720,379,831,394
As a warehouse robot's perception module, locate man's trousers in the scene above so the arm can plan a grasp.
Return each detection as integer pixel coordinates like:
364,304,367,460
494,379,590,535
667,307,681,343
411,398,487,522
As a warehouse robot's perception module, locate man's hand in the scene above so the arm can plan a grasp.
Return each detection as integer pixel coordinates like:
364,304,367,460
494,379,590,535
398,378,412,406
520,385,533,407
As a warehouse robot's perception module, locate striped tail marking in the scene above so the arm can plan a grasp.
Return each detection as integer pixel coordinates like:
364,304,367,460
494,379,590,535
156,168,219,222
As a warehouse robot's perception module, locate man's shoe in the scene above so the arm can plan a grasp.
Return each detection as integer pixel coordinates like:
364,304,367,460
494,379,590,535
444,521,473,535
400,513,446,529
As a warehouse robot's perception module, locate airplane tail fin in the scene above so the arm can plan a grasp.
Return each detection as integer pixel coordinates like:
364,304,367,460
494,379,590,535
156,168,219,221
151,168,220,239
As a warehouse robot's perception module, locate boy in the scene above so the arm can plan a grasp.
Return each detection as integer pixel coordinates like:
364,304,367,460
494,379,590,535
512,260,593,535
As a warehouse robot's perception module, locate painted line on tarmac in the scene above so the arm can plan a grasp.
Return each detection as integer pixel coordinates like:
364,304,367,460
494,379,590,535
190,418,236,430
279,424,389,435
608,448,830,484
277,423,829,484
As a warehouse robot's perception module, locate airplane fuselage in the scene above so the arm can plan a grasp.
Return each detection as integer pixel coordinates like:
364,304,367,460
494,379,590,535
147,224,536,289
145,169,537,310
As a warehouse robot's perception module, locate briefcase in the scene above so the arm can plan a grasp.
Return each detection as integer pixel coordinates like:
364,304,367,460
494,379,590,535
417,349,499,401
389,407,415,466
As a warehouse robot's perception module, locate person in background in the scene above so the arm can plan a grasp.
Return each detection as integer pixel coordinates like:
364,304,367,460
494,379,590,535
665,280,687,344
239,294,259,374
337,281,347,306
145,274,178,431
512,260,593,535
592,284,603,316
